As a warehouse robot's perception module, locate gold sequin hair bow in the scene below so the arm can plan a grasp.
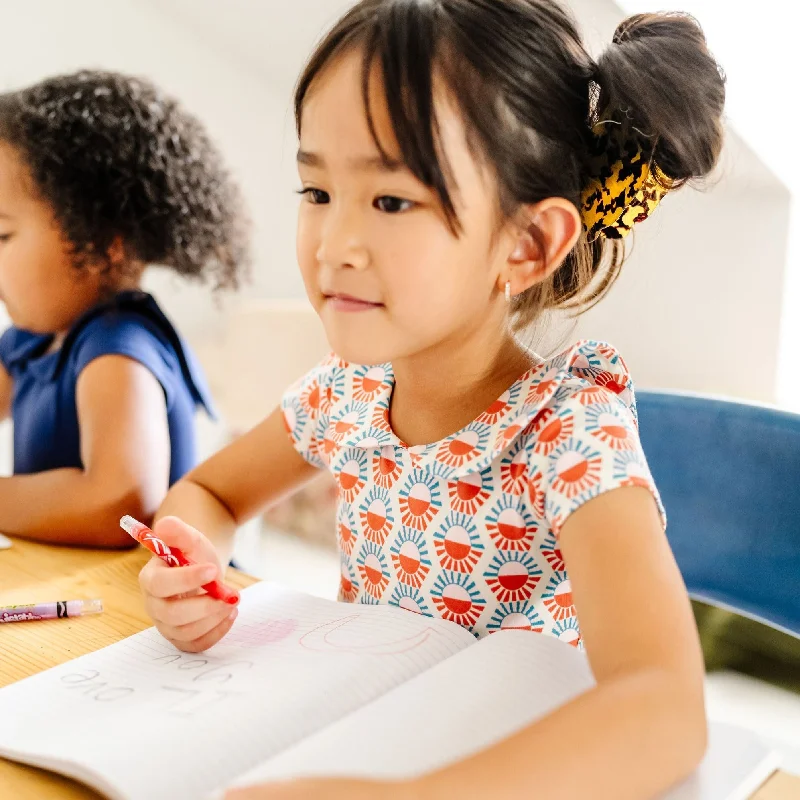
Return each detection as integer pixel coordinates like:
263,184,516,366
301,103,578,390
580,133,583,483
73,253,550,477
580,125,675,241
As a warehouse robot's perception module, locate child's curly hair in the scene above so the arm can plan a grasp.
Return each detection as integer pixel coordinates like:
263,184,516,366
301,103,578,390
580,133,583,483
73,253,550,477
0,70,250,289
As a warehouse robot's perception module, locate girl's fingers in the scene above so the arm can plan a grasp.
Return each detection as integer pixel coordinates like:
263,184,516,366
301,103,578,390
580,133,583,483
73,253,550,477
160,604,235,647
140,557,218,599
147,593,231,628
171,607,239,653
153,516,218,562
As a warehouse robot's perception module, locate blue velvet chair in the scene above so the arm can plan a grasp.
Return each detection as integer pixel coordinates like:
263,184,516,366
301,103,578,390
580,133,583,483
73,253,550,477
635,391,800,637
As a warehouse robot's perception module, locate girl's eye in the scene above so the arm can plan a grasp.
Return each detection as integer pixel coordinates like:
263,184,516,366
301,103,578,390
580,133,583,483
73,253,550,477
298,188,330,205
0,234,11,243
374,196,414,214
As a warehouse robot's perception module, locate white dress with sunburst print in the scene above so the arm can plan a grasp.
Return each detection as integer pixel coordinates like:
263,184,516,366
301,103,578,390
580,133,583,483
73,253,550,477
281,340,664,647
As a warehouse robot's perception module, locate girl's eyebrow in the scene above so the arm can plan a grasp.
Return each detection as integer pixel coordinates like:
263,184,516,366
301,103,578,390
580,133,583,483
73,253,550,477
297,149,404,173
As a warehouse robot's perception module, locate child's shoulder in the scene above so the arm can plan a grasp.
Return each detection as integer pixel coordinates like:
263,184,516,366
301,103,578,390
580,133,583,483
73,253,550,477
509,339,640,458
63,291,212,412
541,339,635,404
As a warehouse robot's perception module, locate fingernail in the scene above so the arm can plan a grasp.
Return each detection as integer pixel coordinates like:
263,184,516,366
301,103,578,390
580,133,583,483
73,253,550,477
228,608,238,622
200,566,217,581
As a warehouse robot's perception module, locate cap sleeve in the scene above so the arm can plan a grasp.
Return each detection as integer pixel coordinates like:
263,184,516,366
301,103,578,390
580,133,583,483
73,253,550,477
528,342,665,536
70,314,182,410
281,353,341,470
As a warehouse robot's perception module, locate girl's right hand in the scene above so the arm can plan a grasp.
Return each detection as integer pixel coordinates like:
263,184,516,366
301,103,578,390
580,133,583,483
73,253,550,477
138,516,239,652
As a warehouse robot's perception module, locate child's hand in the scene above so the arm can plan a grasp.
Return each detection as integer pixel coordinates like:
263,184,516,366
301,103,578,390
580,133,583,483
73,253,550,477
138,516,238,652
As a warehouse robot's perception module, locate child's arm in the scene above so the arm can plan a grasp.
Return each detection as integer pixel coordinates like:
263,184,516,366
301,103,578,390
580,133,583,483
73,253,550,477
0,363,12,420
138,406,319,651
0,355,171,547
226,486,705,800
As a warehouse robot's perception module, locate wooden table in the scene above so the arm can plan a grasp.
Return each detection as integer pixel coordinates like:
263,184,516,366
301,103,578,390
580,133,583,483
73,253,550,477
0,537,257,799
1,538,798,799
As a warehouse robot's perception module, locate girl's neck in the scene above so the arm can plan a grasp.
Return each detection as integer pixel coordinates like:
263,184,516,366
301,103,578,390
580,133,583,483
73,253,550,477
48,274,144,353
389,325,537,447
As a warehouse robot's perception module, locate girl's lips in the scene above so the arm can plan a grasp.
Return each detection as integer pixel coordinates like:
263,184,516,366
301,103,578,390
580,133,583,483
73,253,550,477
325,293,383,313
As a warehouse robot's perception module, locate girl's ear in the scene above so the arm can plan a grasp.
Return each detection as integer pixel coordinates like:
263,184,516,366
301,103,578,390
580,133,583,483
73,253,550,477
106,236,127,269
85,236,127,278
501,198,581,298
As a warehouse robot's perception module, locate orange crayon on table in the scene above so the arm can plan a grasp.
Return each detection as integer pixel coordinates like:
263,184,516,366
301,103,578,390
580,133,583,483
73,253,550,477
119,516,239,605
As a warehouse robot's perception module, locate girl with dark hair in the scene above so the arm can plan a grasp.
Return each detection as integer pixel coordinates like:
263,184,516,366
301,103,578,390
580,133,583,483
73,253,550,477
139,2,725,796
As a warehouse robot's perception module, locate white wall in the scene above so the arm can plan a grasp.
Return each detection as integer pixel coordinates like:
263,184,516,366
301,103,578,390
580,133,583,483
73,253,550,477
0,0,305,341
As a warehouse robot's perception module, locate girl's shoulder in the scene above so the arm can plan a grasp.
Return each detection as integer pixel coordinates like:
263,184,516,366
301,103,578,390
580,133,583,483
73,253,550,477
61,291,214,414
536,339,636,410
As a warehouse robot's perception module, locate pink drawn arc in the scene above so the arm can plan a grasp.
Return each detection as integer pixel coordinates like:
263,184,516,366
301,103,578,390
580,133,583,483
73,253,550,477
299,615,435,655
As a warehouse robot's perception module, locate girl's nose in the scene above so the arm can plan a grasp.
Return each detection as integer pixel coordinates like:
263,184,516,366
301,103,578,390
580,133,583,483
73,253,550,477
316,203,369,271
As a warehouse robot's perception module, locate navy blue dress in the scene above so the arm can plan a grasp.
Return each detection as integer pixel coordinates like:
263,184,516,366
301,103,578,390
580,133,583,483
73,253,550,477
0,291,214,485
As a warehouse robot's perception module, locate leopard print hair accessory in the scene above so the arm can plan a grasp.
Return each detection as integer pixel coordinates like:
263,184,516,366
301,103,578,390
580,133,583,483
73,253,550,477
580,123,674,242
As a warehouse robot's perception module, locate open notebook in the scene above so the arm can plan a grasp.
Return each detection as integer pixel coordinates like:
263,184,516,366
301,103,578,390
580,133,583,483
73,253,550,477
0,582,777,800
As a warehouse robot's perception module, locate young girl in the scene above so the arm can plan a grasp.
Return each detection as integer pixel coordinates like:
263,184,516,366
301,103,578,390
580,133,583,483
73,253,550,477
139,1,725,797
0,70,248,547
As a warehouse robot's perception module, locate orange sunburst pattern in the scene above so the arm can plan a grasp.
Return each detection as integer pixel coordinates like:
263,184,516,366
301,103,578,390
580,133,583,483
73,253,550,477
436,423,491,470
319,366,347,416
398,471,442,531
447,470,493,515
613,450,654,489
485,497,537,552
300,379,321,417
319,431,339,464
539,532,565,572
594,371,630,397
337,504,358,556
356,541,390,600
531,406,574,456
433,513,484,573
573,385,609,406
339,558,359,603
541,572,575,621
431,573,485,629
483,552,542,603
525,373,559,405
373,445,403,489
548,440,603,499
328,403,368,444
358,487,395,545
584,403,635,451
371,401,393,434
475,383,521,426
552,617,582,648
334,448,368,503
352,364,391,402
390,528,432,589
500,444,528,495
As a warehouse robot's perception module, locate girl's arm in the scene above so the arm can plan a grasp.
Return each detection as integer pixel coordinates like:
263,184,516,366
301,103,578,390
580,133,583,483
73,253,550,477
0,363,12,420
419,485,705,800
137,406,320,653
155,405,320,564
0,355,171,547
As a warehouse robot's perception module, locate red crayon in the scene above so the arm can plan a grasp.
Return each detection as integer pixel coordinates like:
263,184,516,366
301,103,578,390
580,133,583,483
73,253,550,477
120,516,239,605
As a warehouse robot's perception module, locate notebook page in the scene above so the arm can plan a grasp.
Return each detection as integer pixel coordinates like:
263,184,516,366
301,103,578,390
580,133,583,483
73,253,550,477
231,631,776,800
0,582,474,800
